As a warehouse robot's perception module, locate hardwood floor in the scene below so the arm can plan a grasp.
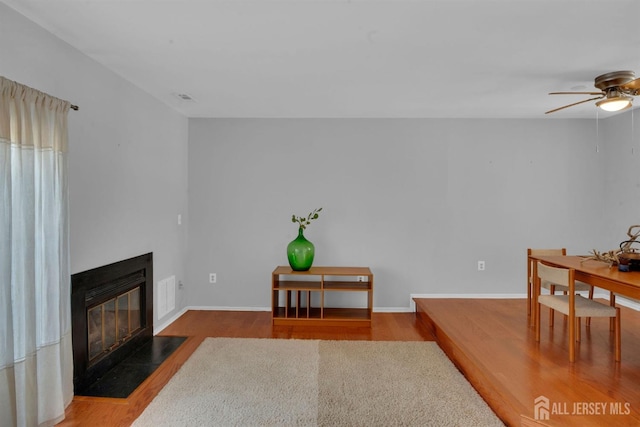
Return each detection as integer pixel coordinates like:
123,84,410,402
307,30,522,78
415,298,640,427
57,311,429,426
58,300,640,426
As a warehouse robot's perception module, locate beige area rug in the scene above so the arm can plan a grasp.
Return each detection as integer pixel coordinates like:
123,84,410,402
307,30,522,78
132,338,504,426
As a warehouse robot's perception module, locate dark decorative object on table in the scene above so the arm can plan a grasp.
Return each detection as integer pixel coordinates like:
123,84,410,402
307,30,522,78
618,240,640,272
287,208,322,271
585,225,640,268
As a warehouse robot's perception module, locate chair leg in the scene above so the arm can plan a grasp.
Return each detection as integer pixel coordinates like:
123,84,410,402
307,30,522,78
610,292,616,331
569,314,576,363
527,279,532,317
576,317,581,342
535,302,541,342
528,280,535,327
615,307,621,362
549,285,555,327
586,286,594,327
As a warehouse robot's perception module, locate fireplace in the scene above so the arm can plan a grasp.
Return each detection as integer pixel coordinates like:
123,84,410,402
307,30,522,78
87,286,142,361
71,253,153,393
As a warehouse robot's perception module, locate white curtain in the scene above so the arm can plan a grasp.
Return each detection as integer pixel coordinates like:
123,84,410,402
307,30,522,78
0,76,73,426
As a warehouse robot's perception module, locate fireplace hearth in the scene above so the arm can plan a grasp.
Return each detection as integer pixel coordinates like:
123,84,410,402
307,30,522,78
71,253,154,394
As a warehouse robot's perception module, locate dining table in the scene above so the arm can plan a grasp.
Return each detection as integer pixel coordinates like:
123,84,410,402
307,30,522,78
529,254,640,329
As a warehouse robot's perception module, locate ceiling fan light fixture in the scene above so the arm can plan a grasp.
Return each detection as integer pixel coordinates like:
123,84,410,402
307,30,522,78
596,96,632,112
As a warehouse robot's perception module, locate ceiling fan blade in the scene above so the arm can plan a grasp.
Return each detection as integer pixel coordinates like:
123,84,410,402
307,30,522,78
544,96,604,114
620,77,640,91
549,91,603,95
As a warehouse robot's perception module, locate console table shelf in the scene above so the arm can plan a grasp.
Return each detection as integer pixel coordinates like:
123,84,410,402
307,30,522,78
271,266,373,327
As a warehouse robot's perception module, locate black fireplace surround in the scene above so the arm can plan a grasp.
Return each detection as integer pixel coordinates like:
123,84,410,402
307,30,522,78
71,253,153,393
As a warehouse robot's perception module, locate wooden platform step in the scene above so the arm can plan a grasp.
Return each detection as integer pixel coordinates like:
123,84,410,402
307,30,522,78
414,298,640,427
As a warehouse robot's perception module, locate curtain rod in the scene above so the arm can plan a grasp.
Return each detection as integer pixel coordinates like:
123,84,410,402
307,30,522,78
1,76,79,111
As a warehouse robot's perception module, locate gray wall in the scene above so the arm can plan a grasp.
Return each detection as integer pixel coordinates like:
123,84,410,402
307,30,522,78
1,4,190,325
187,118,608,310
601,112,640,248
5,1,639,316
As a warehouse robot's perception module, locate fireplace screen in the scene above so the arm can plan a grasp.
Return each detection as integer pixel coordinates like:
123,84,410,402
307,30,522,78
87,287,142,362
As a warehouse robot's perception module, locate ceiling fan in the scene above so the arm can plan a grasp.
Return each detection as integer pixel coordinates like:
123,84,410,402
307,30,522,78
545,70,640,114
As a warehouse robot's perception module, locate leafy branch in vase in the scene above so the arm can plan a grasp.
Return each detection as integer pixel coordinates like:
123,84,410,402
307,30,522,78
291,207,322,230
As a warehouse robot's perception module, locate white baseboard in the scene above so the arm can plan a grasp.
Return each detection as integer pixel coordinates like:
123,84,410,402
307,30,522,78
409,293,525,311
409,292,640,312
154,304,413,333
155,293,640,334
187,305,272,312
374,306,413,313
154,306,189,335
611,295,640,311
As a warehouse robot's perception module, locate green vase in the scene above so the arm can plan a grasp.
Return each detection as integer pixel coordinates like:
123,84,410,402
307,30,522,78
287,227,315,271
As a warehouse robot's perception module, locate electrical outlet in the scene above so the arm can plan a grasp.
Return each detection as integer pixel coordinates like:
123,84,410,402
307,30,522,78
209,273,217,283
477,261,485,271
357,276,366,282
178,280,184,289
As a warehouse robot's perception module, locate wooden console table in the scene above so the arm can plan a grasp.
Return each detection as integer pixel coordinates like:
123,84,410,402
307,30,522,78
271,266,373,327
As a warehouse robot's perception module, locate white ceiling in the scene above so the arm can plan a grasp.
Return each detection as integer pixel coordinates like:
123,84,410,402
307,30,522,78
4,0,640,119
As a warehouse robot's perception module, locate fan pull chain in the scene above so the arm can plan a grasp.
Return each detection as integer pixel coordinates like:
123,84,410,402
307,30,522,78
595,109,600,153
631,107,635,155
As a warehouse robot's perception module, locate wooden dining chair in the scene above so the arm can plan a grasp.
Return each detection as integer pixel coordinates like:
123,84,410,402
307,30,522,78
527,248,593,326
535,261,621,362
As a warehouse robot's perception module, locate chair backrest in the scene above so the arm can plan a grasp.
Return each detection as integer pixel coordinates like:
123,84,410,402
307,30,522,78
537,261,573,288
528,248,566,257
528,248,567,283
